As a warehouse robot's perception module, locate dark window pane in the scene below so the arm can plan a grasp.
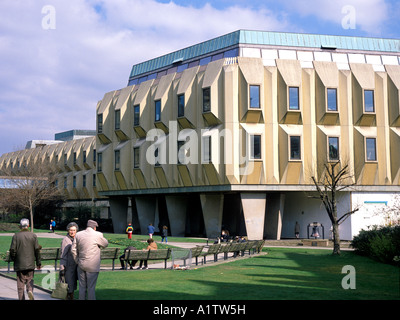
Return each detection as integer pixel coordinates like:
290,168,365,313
290,136,301,160
328,137,339,160
203,88,211,112
133,148,140,168
364,90,374,112
251,135,261,160
178,94,185,117
155,100,161,122
134,105,140,126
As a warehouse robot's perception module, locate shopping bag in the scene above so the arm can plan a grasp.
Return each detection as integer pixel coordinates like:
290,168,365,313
51,276,68,300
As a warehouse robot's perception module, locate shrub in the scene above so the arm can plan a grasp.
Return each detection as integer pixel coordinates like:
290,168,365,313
352,225,400,265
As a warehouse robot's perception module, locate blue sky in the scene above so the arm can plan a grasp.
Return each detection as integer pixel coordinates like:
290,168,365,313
0,0,399,155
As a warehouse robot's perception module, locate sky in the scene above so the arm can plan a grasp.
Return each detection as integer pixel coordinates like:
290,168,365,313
0,0,399,155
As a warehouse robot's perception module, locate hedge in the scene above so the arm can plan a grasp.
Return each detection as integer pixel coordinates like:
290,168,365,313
351,225,400,265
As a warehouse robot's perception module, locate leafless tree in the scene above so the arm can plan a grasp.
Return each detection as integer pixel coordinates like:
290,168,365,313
0,161,64,231
311,161,359,255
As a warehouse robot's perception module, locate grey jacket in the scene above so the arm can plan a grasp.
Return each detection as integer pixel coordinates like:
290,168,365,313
71,227,108,272
9,229,41,272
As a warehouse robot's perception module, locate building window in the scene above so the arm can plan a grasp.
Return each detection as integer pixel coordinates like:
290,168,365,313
83,151,87,164
203,87,211,112
73,176,76,188
73,152,77,165
64,154,67,166
327,88,338,111
290,136,301,160
364,90,375,112
97,153,102,172
97,114,103,133
328,137,339,161
177,140,186,164
64,177,67,189
155,100,161,122
115,150,120,171
202,136,211,163
115,109,121,130
249,85,260,108
178,94,185,117
134,105,140,126
93,174,96,187
250,135,261,160
93,149,96,163
366,138,377,161
154,147,160,166
289,87,300,110
133,147,140,168
83,174,86,187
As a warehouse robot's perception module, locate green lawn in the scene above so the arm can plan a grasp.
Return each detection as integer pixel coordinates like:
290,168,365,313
1,234,399,300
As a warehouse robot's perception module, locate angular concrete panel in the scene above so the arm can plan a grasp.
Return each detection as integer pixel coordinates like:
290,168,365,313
135,196,157,236
165,195,187,237
200,194,224,238
241,193,266,240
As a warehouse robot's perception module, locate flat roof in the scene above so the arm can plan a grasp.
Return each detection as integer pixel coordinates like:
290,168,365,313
129,30,400,81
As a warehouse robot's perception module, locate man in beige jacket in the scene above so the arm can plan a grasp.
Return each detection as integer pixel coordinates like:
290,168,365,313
71,220,108,300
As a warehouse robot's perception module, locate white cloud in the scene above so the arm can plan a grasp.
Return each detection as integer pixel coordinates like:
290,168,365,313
0,0,290,155
282,0,388,35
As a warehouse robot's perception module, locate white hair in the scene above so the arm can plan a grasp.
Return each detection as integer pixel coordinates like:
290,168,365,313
19,218,29,228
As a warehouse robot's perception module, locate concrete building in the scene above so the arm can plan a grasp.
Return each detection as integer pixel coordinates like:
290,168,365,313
1,30,400,240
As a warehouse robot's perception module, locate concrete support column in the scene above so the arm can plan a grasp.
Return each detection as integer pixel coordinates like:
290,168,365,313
109,197,129,234
200,193,224,238
165,195,187,237
135,196,157,236
264,193,285,239
240,193,266,240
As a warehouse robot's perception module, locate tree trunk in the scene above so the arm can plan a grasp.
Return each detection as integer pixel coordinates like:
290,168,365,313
332,222,341,255
29,198,34,233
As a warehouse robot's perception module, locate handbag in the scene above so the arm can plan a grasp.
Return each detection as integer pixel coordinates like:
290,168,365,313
51,275,68,300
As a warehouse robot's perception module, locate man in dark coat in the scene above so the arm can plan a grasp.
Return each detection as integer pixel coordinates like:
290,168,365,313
9,218,42,300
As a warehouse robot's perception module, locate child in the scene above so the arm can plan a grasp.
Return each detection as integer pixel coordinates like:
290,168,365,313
161,225,168,243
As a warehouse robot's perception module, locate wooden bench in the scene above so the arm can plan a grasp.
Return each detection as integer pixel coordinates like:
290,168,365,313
122,249,171,269
190,246,205,265
100,247,120,271
2,247,60,272
200,244,221,264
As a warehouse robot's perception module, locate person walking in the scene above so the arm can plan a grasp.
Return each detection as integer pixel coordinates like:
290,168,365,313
60,222,79,300
161,225,168,243
126,223,133,240
71,219,108,300
9,218,42,300
147,223,155,238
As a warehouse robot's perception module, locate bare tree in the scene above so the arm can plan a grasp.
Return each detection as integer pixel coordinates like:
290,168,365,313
0,161,64,232
311,161,359,255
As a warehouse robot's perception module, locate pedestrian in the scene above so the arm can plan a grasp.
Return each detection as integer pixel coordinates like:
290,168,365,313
50,219,53,232
137,238,157,270
59,222,79,300
161,225,168,243
295,221,300,239
9,218,42,300
147,223,155,238
71,219,108,300
126,223,133,240
119,245,137,269
51,219,56,233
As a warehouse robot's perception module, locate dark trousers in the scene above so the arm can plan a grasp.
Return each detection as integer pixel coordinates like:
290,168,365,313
16,270,34,300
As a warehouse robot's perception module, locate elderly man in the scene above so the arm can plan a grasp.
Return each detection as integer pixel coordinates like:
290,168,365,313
9,218,41,300
71,219,108,300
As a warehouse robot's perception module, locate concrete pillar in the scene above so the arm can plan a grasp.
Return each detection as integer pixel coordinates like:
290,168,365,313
264,193,285,239
135,196,157,236
200,193,224,238
165,195,187,237
109,197,129,234
240,193,266,240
